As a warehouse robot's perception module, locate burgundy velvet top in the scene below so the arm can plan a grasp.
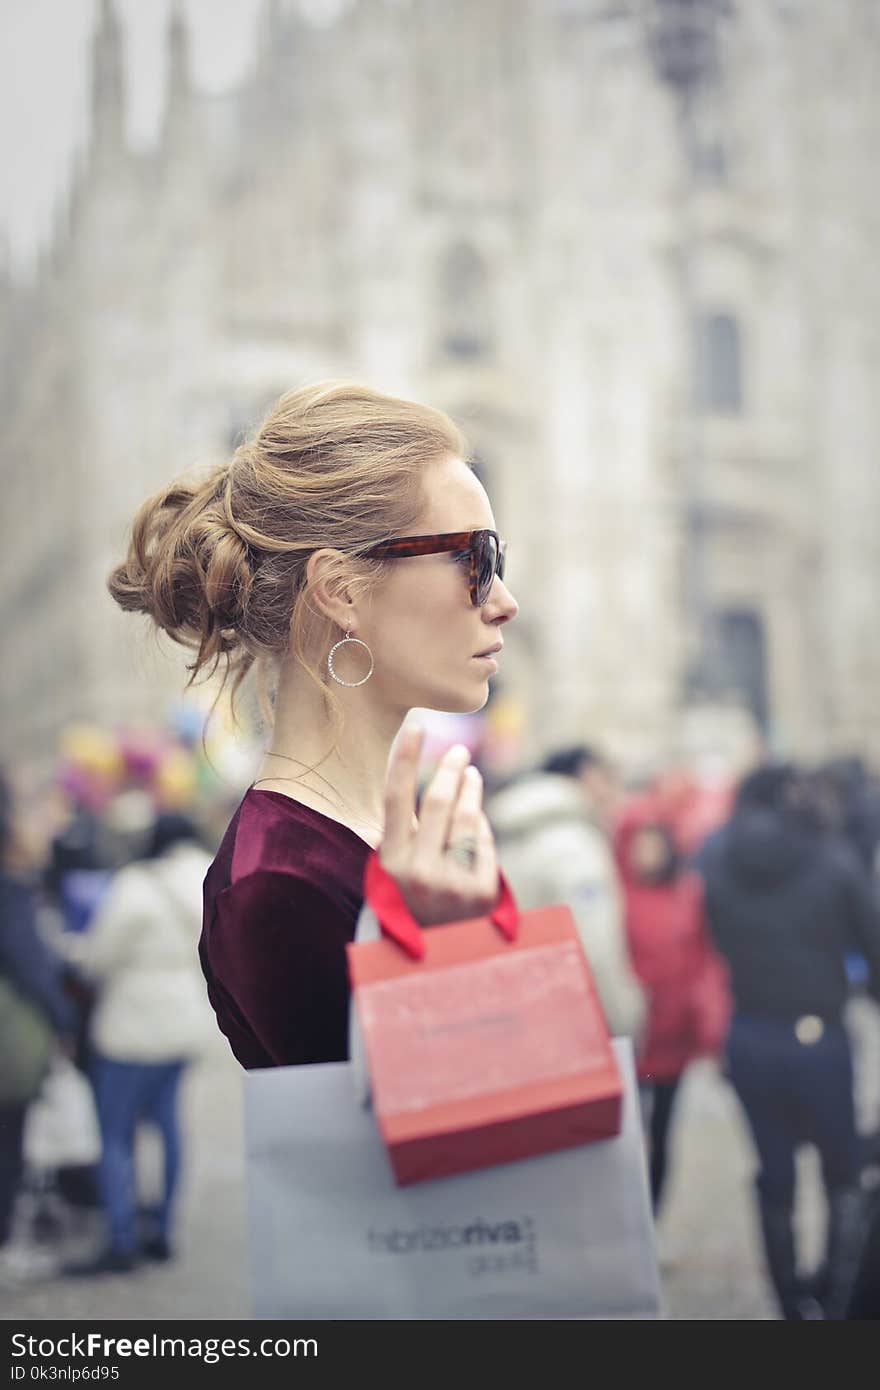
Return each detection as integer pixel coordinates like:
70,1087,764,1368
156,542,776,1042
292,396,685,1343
199,788,372,1070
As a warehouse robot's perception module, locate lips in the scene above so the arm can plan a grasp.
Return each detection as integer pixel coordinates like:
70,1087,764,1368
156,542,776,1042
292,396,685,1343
474,644,503,658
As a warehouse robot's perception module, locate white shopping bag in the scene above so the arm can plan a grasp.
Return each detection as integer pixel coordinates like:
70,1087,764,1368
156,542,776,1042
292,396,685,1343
23,1056,102,1170
245,1039,662,1320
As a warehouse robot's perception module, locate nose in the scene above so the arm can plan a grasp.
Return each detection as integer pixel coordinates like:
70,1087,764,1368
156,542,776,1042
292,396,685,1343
485,574,518,624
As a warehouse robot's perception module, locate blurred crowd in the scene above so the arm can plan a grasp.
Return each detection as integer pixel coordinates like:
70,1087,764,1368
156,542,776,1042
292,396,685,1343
2,716,879,1318
0,709,244,1289
485,744,880,1319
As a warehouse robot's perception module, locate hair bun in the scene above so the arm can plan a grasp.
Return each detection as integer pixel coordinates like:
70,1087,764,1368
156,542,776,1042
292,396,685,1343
107,463,254,676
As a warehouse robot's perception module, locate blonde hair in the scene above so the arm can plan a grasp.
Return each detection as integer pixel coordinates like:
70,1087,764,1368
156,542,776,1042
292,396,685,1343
108,380,468,747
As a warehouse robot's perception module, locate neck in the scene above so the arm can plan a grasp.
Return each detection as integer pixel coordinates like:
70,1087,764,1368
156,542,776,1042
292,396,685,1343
256,649,407,827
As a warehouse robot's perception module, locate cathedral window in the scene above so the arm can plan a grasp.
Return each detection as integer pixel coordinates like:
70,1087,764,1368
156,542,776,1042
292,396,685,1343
438,243,493,361
694,310,743,413
715,607,768,730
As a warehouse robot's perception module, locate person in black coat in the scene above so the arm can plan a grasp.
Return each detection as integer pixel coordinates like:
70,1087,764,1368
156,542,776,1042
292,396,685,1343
699,763,880,1320
0,775,77,1260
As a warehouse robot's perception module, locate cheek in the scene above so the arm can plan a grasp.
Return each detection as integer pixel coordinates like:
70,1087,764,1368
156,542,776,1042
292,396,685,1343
391,566,469,622
373,575,470,666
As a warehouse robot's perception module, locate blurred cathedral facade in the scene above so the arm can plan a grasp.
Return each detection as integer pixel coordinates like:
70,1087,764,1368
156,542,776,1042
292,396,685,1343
1,0,878,776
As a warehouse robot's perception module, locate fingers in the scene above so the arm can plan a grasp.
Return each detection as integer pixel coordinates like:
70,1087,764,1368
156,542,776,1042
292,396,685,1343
444,762,482,851
446,766,497,892
379,734,500,926
381,723,424,858
416,744,471,858
472,807,498,892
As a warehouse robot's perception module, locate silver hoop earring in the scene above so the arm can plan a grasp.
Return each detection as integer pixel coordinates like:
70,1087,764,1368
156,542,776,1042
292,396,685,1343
327,627,374,687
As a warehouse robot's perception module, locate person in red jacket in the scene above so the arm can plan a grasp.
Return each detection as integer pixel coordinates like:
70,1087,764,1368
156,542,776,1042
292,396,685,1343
615,809,732,1211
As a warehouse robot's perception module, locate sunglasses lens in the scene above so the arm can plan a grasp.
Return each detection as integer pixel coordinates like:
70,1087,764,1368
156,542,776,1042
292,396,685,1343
476,534,500,604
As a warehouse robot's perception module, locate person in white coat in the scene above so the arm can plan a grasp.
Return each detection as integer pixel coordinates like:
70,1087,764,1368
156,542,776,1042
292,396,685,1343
65,812,214,1275
486,746,646,1043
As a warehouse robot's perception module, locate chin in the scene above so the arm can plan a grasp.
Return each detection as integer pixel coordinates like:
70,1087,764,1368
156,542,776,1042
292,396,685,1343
419,684,491,716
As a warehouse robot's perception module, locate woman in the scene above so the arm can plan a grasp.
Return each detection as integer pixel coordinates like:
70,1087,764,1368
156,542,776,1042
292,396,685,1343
700,763,880,1320
65,812,214,1275
0,774,78,1287
614,812,730,1212
107,382,519,1072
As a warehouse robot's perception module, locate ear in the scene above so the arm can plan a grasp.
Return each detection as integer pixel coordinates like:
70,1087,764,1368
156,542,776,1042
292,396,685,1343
306,548,358,630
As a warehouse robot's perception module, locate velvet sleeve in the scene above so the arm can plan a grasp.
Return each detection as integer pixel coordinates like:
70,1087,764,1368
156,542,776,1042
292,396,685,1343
209,868,356,1067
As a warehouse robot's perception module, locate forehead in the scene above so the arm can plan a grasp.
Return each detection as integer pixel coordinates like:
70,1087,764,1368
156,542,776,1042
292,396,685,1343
416,455,496,532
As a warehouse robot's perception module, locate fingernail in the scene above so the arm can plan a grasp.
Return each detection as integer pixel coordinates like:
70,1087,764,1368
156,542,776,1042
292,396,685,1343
446,744,470,762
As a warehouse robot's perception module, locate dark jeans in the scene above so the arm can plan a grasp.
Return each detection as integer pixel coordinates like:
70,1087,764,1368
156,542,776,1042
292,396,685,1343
91,1055,186,1257
641,1076,683,1212
726,1014,859,1206
0,1104,27,1245
848,1195,880,1319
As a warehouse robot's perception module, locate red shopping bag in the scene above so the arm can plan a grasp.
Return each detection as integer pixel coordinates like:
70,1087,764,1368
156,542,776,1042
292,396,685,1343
347,851,623,1187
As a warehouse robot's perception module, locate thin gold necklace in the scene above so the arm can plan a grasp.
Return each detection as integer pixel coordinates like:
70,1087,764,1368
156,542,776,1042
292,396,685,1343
255,750,386,839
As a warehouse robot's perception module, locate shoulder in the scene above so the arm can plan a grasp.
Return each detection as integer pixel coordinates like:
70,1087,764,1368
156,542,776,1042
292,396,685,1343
489,773,587,838
91,862,154,912
693,825,726,870
0,871,32,915
220,865,337,912
207,868,355,976
215,863,360,942
229,789,367,882
203,790,368,945
0,874,36,956
821,837,870,889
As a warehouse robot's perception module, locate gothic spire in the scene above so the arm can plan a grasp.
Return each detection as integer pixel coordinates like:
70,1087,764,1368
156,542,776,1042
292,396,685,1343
261,0,285,55
90,0,124,167
162,0,196,158
167,0,191,113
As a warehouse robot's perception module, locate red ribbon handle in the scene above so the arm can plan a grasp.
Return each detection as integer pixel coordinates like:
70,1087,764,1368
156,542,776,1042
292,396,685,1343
362,849,519,961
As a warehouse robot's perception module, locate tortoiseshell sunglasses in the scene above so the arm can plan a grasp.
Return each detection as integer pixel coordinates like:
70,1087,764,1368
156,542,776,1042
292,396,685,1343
361,529,507,607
